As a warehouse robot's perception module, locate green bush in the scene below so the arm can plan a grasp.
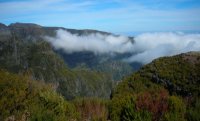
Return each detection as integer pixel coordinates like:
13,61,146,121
0,70,78,121
109,95,134,121
162,96,186,121
121,97,152,121
186,98,200,121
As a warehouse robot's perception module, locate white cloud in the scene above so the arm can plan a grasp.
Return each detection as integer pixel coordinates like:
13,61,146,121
45,30,200,64
125,32,200,64
44,29,133,54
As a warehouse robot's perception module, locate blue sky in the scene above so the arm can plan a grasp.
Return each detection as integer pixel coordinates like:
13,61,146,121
0,0,200,34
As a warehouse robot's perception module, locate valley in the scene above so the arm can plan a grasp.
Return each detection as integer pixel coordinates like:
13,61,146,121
0,23,200,121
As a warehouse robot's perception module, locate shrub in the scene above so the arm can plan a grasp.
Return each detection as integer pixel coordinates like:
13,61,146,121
73,97,108,121
0,70,78,121
162,96,186,121
186,98,200,121
136,89,169,120
121,97,152,121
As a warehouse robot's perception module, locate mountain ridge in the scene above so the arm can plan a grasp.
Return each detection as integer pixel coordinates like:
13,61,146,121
0,22,135,100
110,51,200,121
1,22,199,120
1,22,113,36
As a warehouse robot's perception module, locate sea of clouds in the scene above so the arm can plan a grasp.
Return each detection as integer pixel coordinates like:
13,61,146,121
45,29,200,64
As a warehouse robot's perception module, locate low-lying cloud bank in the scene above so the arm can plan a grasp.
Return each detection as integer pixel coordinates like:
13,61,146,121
125,32,200,64
45,29,134,54
45,29,200,64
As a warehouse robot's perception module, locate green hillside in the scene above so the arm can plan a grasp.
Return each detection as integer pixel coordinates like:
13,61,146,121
110,52,200,121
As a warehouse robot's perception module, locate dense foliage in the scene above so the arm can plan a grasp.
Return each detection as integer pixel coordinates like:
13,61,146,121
0,70,78,121
110,52,200,121
0,69,111,121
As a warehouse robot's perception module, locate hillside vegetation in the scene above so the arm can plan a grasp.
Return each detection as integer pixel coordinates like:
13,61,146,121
1,49,200,121
0,70,78,121
110,52,200,121
1,22,200,121
0,23,134,100
0,23,117,100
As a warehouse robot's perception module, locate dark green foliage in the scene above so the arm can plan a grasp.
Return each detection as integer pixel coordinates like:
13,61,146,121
120,97,152,121
186,98,200,121
109,95,133,121
110,52,200,121
161,96,186,121
143,52,200,96
0,70,78,121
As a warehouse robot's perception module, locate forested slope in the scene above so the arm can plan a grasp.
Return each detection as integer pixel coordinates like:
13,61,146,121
110,52,200,121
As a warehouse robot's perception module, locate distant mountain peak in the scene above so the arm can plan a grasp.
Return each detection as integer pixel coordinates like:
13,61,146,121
0,23,8,30
0,23,7,27
9,22,42,28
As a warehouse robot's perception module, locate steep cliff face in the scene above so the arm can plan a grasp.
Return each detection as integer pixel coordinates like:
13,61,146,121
0,23,135,75
0,23,119,100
